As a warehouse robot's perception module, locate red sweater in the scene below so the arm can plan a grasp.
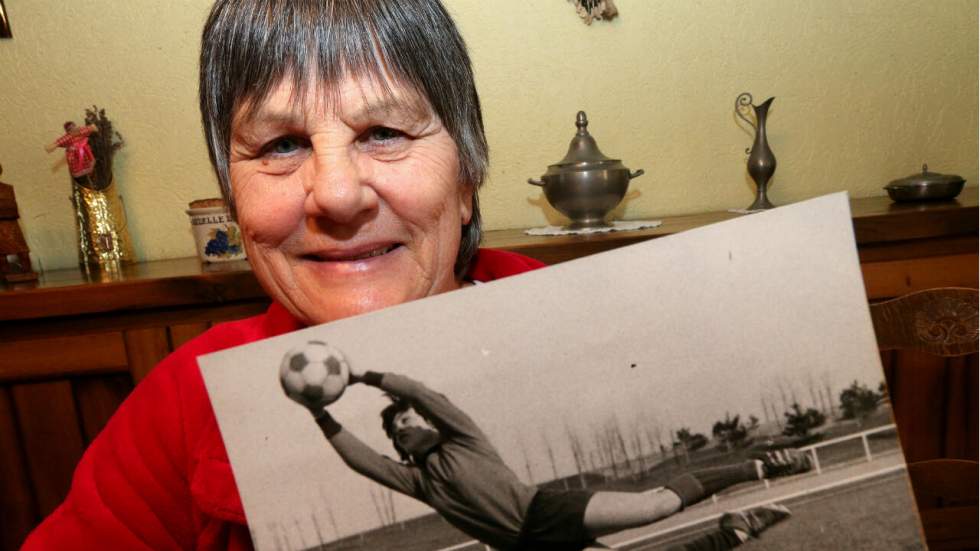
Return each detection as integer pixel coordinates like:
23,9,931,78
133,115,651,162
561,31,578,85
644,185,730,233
23,249,543,551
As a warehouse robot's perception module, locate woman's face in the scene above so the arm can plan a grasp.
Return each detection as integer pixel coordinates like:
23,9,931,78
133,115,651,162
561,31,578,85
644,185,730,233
228,76,471,326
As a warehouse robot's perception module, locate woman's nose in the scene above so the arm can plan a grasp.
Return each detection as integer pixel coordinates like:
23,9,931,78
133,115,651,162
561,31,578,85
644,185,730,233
304,145,378,224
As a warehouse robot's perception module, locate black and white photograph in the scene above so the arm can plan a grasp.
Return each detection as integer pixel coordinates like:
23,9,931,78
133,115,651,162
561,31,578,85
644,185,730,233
200,195,926,551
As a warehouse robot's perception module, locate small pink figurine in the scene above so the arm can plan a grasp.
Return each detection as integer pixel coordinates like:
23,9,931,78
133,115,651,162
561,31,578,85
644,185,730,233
45,121,99,178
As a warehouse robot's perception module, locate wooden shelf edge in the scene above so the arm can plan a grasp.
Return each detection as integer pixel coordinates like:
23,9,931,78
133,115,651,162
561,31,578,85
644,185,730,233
2,190,975,321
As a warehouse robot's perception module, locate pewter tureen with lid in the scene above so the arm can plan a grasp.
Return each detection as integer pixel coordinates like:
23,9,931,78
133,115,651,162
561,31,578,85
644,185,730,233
528,111,645,228
884,164,966,202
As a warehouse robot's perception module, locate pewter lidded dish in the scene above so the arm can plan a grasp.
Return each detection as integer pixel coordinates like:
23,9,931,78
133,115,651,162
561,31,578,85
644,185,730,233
884,164,966,202
528,111,644,228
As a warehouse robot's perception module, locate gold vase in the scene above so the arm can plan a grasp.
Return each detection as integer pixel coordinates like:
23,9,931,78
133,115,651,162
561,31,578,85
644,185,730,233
71,177,135,270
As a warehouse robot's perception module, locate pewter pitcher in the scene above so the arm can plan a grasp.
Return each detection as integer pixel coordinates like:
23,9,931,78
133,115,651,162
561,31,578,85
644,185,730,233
736,93,777,210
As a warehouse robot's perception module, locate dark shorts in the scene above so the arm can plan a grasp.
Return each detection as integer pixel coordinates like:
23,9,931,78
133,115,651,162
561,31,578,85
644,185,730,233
513,489,599,551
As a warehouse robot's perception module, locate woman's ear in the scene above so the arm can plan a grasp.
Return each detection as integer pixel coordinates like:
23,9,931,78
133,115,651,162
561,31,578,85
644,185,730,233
458,184,473,225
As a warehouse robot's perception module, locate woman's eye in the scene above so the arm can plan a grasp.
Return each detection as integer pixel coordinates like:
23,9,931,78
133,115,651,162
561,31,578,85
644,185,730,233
366,127,404,143
264,136,305,156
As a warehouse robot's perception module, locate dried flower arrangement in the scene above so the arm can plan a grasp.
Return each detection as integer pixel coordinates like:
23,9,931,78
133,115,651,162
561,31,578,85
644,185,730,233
83,105,125,191
64,106,135,267
570,0,618,25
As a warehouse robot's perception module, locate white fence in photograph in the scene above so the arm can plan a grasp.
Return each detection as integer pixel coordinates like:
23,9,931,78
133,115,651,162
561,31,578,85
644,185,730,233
798,423,898,475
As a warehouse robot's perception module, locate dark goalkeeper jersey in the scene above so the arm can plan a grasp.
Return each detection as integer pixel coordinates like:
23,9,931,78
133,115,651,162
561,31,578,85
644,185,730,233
326,373,537,550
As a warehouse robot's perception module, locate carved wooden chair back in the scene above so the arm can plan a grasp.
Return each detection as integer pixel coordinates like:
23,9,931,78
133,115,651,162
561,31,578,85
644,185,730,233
869,287,978,550
869,287,978,356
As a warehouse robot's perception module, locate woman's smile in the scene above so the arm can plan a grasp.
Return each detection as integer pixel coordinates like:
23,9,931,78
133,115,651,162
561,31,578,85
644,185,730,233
229,75,472,325
299,243,404,273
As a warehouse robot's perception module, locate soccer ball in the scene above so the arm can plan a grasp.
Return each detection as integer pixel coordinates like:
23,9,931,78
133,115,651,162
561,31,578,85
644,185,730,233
279,340,351,409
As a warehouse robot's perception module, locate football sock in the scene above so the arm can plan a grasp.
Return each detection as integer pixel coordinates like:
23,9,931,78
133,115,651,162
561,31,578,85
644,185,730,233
664,461,760,508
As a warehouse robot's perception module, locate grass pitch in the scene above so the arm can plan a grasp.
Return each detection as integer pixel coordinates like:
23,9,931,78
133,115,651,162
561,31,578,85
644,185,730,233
632,471,923,551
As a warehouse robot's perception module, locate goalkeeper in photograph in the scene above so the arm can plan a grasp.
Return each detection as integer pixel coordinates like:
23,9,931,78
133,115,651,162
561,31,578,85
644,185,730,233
284,368,810,551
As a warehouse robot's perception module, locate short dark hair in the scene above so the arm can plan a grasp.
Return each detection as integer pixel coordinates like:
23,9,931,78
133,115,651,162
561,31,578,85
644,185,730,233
199,0,487,277
380,398,413,462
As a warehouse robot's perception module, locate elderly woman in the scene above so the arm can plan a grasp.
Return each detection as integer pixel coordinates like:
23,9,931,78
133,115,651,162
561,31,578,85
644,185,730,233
23,1,541,549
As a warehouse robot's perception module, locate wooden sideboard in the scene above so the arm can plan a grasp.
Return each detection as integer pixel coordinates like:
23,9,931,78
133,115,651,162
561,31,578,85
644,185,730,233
1,190,976,549
482,191,979,300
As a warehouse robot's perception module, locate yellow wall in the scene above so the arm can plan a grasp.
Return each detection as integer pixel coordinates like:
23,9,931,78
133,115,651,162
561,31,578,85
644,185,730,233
1,0,977,271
